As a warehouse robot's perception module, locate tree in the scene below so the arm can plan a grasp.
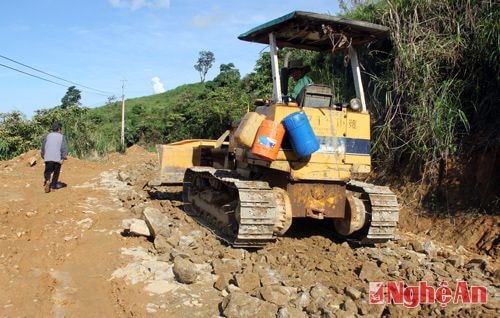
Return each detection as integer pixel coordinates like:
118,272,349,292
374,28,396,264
106,95,118,106
213,63,241,87
0,111,37,160
339,0,371,13
194,51,215,83
61,86,82,109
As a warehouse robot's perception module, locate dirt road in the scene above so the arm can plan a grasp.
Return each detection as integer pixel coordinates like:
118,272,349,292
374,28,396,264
0,146,498,317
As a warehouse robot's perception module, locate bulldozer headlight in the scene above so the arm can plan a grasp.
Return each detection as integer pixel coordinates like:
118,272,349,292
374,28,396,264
349,98,362,112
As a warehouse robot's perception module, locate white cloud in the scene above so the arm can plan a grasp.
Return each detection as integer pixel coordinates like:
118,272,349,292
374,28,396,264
151,76,165,94
109,0,170,10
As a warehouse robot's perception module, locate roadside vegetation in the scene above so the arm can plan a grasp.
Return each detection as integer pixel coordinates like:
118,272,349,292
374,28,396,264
0,0,498,211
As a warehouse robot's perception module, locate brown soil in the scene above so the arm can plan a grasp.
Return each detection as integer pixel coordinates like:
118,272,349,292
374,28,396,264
0,146,498,317
0,146,157,317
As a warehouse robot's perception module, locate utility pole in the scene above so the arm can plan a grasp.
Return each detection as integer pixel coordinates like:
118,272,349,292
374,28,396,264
121,80,126,147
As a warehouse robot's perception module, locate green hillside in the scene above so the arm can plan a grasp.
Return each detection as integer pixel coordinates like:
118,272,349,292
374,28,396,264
1,0,498,211
87,83,210,152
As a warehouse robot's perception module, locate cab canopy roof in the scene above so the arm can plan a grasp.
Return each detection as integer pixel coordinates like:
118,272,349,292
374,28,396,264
238,11,389,51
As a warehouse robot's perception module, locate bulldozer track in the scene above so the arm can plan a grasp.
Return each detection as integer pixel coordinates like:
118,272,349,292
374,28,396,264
182,168,398,248
183,167,278,248
347,180,399,244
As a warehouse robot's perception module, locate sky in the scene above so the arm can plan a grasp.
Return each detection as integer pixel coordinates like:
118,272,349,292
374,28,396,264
0,0,340,118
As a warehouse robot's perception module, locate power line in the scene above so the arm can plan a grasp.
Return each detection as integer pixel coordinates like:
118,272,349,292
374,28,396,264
0,62,69,88
0,62,111,97
0,53,116,95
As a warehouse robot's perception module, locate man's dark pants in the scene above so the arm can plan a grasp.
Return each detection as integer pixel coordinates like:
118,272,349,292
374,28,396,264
44,161,61,188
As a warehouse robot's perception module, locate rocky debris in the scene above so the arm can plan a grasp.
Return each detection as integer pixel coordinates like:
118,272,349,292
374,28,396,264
456,245,469,255
345,286,362,300
358,261,385,282
153,235,171,255
214,272,233,291
144,280,178,295
28,157,37,166
423,240,438,256
178,234,197,248
117,169,139,185
172,256,198,284
142,206,171,238
466,257,489,270
446,254,465,267
258,285,295,306
292,290,311,309
109,162,500,318
493,269,500,281
117,170,131,182
409,240,425,253
212,258,242,276
221,291,278,318
277,306,308,318
235,271,261,293
308,283,338,314
342,298,358,315
315,259,332,271
256,267,282,287
122,218,150,237
112,262,153,284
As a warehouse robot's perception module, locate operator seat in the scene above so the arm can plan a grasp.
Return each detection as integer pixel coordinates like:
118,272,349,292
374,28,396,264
297,84,333,108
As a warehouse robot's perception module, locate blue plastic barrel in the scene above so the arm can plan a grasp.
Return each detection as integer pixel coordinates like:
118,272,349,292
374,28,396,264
282,111,320,158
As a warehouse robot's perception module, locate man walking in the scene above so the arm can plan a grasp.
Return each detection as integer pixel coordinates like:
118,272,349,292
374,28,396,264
41,122,68,193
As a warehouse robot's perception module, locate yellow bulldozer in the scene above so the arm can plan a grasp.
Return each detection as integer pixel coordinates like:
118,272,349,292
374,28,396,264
152,11,399,248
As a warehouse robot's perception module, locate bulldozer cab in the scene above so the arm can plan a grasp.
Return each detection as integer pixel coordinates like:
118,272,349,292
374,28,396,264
238,10,389,111
233,11,390,182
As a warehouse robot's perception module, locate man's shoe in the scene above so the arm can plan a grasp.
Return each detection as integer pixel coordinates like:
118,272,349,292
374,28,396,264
50,183,64,190
44,181,50,193
56,181,67,188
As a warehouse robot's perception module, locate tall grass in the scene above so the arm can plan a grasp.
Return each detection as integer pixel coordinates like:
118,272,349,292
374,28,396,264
347,0,499,180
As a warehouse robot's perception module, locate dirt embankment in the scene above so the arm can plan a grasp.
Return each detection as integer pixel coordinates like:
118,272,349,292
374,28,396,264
0,146,498,317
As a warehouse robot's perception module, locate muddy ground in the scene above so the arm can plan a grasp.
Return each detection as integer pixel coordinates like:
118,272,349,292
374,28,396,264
0,146,498,317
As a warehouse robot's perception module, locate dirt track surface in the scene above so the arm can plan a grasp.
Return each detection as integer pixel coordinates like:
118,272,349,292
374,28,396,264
0,146,498,317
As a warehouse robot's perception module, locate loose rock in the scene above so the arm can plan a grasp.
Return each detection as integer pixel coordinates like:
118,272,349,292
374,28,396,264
277,306,308,318
221,291,278,318
153,235,171,255
423,240,437,256
172,257,197,284
214,273,232,291
409,240,424,253
359,262,385,282
122,218,150,237
143,207,171,238
292,291,311,309
345,286,362,300
259,285,293,306
129,222,150,237
342,298,358,315
447,254,465,267
235,272,261,292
